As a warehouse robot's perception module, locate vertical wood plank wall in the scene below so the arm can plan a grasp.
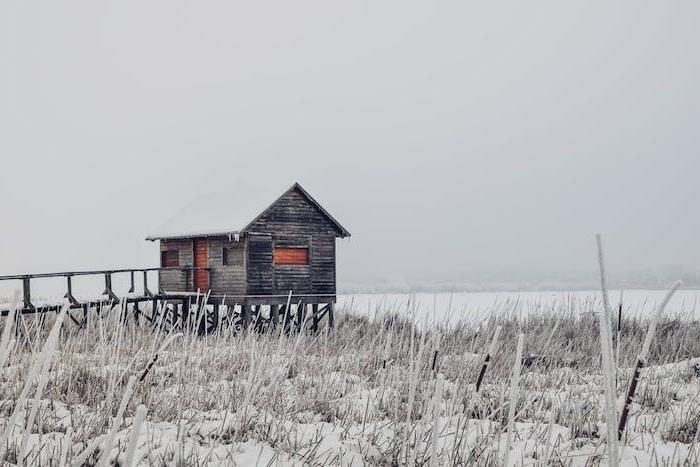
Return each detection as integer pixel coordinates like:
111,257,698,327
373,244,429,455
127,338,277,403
208,237,247,296
247,188,338,296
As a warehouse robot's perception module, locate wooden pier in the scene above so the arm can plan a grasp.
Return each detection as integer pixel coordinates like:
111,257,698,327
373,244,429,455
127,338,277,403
0,267,335,333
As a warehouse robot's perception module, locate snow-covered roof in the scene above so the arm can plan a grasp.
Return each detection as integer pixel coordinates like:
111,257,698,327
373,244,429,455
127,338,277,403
146,183,350,241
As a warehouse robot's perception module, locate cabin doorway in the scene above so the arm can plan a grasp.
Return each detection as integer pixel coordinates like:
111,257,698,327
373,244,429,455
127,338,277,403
193,239,209,292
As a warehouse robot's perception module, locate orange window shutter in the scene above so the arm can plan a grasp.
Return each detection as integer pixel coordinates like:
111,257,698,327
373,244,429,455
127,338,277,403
274,248,309,265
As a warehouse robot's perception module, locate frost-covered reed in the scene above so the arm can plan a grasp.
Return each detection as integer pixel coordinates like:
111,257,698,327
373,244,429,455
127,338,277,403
0,281,696,465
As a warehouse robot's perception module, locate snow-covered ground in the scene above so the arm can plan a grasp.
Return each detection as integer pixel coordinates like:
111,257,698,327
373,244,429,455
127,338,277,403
338,289,700,324
1,290,700,465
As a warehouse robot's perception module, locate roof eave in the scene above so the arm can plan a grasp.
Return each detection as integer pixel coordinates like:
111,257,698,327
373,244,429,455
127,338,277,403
145,230,242,242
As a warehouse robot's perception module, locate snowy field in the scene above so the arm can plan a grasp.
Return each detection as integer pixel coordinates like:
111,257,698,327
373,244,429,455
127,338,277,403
0,290,699,465
4,288,698,325
337,289,700,324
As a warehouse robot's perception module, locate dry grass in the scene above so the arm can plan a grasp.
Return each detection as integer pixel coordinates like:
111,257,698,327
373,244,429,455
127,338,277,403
0,296,699,465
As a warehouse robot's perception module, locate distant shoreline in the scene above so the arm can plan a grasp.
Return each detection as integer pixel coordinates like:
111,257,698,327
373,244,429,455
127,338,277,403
338,282,700,295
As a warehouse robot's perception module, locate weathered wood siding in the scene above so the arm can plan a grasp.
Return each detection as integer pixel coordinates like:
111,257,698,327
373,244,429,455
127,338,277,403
207,237,247,296
159,239,193,292
247,188,338,296
272,234,312,294
247,234,274,295
310,234,335,295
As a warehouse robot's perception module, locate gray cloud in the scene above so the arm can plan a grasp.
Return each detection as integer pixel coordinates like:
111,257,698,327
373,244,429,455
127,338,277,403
1,1,698,293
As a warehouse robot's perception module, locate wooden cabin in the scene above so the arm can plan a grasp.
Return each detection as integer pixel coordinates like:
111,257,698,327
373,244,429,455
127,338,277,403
146,183,350,306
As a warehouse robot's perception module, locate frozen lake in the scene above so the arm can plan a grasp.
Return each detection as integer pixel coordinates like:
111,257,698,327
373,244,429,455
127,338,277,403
336,289,700,325
2,276,698,326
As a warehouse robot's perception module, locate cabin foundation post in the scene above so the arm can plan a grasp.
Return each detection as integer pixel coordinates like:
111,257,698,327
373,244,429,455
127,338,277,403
282,303,293,332
173,302,180,329
80,304,88,329
328,302,335,329
211,305,220,332
133,301,140,324
302,303,308,328
221,305,230,327
294,303,301,329
270,305,280,330
241,305,251,329
13,311,21,338
233,303,241,327
311,304,319,332
181,299,190,329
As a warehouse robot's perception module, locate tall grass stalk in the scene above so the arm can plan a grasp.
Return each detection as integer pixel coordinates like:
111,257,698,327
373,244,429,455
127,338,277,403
0,307,18,370
94,375,137,467
503,333,524,467
18,341,57,460
616,290,623,370
124,404,147,466
596,234,619,467
476,325,501,393
404,320,427,463
542,410,555,466
0,305,67,459
1,286,699,465
59,427,72,467
430,373,444,467
618,281,682,441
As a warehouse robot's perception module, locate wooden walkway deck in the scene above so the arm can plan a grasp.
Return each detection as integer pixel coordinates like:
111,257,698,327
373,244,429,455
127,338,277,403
0,267,335,332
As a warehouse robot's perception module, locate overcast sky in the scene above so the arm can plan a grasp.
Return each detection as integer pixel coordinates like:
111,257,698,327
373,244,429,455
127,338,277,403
1,1,698,291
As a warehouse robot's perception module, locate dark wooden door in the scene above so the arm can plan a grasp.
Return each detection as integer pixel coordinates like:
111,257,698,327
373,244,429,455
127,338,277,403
247,234,273,295
193,239,209,292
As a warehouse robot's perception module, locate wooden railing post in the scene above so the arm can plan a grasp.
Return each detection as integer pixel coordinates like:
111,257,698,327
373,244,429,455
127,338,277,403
143,271,154,298
64,275,80,306
103,273,119,302
22,277,34,310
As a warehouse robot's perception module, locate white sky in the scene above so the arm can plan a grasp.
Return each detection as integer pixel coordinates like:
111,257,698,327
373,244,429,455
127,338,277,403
1,1,699,289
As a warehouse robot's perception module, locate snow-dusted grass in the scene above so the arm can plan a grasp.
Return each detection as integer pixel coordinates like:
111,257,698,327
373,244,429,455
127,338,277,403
1,297,700,465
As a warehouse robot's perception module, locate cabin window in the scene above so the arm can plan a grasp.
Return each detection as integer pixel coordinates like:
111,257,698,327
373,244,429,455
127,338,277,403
223,245,245,267
161,250,179,268
274,247,309,265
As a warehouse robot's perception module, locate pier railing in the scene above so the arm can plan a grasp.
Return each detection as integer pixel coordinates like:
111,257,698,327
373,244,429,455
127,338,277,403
0,268,336,332
0,267,209,312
